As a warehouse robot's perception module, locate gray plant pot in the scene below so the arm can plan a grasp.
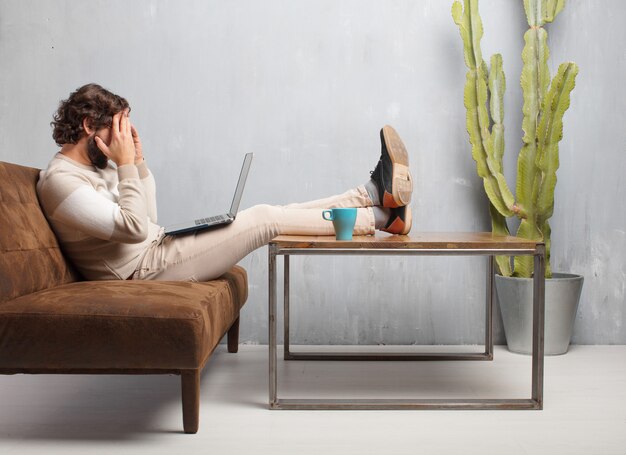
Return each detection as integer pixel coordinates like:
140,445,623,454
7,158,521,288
495,273,584,355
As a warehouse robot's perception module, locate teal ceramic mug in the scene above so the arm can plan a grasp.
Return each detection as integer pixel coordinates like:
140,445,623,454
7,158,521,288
322,208,357,240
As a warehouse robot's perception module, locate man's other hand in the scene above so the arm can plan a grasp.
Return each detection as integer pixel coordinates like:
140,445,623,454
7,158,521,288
95,110,135,167
131,124,144,164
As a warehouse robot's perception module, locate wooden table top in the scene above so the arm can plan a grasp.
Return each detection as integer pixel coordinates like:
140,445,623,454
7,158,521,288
270,232,541,250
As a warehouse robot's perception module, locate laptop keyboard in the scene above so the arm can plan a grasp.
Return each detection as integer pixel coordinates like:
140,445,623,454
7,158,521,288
195,215,228,225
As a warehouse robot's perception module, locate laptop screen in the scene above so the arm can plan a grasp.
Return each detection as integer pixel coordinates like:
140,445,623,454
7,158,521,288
228,153,253,217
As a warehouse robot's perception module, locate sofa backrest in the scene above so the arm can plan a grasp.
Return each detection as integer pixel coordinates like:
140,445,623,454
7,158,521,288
0,161,79,303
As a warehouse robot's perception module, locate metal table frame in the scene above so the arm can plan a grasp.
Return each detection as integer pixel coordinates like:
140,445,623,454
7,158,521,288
268,242,546,410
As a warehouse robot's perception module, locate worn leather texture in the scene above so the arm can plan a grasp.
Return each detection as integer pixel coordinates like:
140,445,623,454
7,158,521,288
0,162,79,303
0,272,247,369
0,161,248,371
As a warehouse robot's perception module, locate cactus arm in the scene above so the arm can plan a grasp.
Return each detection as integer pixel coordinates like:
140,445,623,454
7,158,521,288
453,0,491,166
541,220,553,277
525,0,567,27
524,0,542,26
462,70,490,178
516,219,552,278
485,54,509,245
514,25,552,278
464,67,514,217
488,54,505,173
515,63,576,279
513,219,544,277
536,62,579,222
489,202,513,276
453,0,515,217
544,0,566,23
496,255,513,278
452,1,477,69
487,54,516,213
517,27,550,219
488,54,514,276
532,62,578,280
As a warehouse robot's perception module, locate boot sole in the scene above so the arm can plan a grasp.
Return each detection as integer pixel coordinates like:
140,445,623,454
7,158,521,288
382,205,413,235
403,205,413,235
382,125,412,207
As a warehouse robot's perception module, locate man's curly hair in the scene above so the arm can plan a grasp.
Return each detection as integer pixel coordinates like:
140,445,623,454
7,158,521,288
51,83,130,146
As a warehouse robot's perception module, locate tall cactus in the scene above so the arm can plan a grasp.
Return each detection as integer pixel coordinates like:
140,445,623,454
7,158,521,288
452,0,578,278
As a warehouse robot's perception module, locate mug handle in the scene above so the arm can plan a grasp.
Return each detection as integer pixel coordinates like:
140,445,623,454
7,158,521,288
322,210,334,221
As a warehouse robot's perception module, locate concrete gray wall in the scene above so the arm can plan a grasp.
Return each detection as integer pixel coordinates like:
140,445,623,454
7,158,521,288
1,0,624,344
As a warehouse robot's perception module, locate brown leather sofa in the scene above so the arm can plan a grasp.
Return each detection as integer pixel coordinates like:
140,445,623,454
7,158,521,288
0,161,248,434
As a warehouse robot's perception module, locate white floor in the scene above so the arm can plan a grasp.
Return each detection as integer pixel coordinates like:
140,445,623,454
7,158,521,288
0,345,625,455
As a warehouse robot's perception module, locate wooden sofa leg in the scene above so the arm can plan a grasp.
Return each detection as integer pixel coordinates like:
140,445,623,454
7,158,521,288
227,316,240,353
181,369,200,434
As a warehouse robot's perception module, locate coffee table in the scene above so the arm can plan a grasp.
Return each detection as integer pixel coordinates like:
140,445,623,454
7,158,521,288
268,233,545,410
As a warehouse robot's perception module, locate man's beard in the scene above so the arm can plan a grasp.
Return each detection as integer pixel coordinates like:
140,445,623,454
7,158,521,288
87,135,109,169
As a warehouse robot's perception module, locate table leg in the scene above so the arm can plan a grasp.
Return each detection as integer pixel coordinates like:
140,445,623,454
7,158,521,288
485,255,495,358
531,243,546,409
284,255,292,360
268,244,278,408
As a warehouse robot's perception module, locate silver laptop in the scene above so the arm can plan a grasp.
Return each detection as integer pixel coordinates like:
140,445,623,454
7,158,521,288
164,153,253,236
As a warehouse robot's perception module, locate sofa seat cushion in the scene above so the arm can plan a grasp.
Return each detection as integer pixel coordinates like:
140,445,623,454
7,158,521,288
0,266,247,370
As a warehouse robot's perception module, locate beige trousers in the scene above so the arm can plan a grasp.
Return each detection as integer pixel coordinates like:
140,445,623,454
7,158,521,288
132,186,374,281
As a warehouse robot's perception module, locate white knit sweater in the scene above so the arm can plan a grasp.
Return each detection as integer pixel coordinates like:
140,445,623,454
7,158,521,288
36,153,163,280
